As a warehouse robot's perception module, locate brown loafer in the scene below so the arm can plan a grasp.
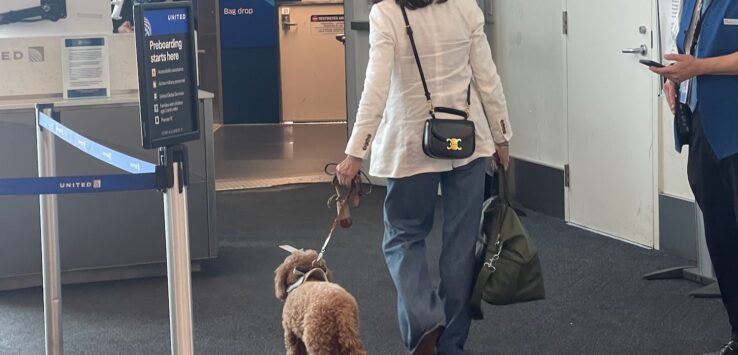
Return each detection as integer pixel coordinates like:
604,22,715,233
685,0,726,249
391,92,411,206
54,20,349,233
412,325,445,355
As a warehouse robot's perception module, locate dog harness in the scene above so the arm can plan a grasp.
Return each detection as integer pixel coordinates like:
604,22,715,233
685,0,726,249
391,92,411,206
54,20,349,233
286,267,329,294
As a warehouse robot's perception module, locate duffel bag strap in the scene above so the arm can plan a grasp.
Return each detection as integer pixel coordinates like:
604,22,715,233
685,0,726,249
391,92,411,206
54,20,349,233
497,162,527,217
471,200,506,320
470,261,494,320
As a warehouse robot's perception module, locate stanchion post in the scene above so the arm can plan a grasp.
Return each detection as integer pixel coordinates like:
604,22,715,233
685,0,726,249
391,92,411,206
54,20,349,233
160,144,194,355
35,104,63,355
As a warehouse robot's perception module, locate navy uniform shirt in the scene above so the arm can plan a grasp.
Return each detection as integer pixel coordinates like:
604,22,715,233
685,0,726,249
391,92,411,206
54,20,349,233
676,0,738,159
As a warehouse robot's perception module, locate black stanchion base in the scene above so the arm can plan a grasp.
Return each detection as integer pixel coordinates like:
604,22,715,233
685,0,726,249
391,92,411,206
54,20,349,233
643,266,721,298
690,283,721,299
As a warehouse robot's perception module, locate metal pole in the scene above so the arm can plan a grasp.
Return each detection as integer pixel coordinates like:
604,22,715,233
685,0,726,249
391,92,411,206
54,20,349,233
163,160,194,355
36,106,62,355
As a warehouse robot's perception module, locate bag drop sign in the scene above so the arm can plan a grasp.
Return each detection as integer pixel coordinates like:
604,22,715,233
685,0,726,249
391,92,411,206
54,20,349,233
310,14,344,35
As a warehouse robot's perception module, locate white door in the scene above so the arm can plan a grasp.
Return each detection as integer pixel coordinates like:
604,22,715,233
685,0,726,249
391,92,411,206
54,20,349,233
279,4,347,123
566,0,656,247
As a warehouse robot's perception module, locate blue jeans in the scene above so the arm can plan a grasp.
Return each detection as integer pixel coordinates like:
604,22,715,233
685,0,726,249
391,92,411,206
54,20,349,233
383,158,486,355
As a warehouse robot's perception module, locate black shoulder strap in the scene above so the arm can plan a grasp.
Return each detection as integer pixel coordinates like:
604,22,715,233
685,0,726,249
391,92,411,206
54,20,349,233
401,5,472,118
400,5,434,116
467,84,471,107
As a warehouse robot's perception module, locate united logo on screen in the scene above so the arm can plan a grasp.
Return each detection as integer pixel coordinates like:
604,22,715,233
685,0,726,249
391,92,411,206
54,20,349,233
144,17,153,36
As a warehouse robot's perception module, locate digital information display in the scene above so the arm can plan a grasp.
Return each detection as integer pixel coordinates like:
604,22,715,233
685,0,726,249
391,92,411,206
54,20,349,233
134,2,200,149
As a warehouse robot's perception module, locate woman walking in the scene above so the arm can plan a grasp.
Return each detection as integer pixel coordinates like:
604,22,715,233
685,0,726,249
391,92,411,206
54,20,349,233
336,0,512,354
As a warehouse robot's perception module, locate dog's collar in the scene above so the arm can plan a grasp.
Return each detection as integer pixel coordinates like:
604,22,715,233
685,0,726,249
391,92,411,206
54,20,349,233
286,268,328,294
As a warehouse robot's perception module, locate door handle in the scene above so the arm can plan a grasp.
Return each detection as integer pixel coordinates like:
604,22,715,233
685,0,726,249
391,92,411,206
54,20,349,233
335,34,346,44
621,45,648,55
281,13,298,31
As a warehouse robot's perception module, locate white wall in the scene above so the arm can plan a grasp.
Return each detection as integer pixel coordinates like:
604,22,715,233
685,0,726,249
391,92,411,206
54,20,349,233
488,0,567,169
490,0,693,202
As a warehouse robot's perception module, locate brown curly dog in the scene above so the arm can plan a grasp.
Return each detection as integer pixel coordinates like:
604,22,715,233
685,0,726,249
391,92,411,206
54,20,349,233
274,248,366,355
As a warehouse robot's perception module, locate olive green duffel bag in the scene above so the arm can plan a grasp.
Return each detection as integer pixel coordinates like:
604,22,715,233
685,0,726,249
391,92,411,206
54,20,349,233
470,169,545,320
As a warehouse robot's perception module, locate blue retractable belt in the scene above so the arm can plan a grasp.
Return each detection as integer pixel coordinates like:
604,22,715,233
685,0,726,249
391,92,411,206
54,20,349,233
38,112,157,174
0,112,164,197
0,173,159,196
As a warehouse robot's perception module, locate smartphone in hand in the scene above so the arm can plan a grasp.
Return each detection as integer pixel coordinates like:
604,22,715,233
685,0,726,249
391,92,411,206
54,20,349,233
639,59,666,68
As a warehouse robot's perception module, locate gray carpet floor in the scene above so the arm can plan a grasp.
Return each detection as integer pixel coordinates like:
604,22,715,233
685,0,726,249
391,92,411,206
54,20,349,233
0,184,730,354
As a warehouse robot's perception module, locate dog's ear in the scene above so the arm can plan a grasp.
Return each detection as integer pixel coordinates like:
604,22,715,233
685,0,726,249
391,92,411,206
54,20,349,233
274,261,290,301
278,245,300,254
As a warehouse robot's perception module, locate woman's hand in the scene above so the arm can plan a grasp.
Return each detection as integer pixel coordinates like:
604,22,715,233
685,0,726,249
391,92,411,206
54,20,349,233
664,79,678,114
336,156,363,187
650,54,704,84
495,144,510,170
117,21,134,33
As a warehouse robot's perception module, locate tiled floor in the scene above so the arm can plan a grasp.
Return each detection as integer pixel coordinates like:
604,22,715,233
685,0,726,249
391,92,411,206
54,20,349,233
213,123,348,190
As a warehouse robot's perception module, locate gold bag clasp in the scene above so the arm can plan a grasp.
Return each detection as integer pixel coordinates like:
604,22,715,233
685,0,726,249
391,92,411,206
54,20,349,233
446,138,463,151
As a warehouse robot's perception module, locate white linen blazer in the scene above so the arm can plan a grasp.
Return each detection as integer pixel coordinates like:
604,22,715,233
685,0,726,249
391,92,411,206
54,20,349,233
345,0,513,179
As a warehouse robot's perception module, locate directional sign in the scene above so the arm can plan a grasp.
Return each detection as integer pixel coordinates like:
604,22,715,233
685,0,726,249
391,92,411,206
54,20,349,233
134,2,200,149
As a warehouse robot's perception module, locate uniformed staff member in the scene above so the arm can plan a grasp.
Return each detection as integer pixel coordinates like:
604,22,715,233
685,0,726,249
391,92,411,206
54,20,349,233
652,0,738,353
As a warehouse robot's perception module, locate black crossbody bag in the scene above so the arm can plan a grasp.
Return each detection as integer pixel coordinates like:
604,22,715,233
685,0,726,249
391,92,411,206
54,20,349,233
401,5,475,159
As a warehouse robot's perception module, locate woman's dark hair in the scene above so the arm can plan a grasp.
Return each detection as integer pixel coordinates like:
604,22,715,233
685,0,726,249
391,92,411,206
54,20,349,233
372,0,448,10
